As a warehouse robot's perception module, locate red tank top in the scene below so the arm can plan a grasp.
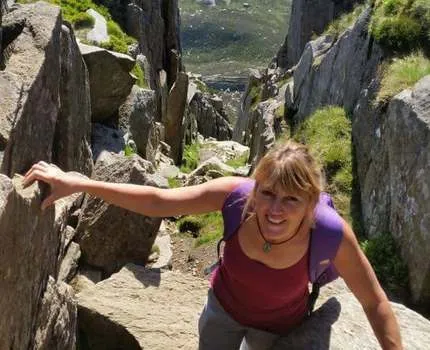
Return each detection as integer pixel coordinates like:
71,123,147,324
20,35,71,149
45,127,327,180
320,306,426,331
210,232,310,334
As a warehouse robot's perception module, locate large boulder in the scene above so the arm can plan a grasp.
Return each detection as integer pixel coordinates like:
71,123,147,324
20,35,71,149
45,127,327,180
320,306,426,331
79,43,136,122
76,265,430,349
353,76,430,307
185,91,232,142
118,85,162,165
91,123,126,164
54,23,93,176
76,153,167,275
276,0,365,69
290,7,383,123
0,174,77,349
0,2,62,177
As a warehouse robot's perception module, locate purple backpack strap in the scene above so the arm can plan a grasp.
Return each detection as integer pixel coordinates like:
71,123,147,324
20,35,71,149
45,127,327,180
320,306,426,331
221,179,255,240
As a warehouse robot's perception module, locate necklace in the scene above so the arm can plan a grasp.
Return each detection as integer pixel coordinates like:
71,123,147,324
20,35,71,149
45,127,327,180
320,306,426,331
255,215,302,253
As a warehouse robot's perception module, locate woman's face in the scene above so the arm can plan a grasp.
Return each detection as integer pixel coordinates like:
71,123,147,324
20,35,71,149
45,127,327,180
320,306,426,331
254,182,312,242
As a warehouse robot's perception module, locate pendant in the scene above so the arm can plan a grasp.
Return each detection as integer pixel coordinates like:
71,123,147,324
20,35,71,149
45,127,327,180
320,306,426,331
263,241,272,253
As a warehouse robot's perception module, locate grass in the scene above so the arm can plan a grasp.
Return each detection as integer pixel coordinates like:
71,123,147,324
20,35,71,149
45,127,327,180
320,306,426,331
179,0,291,76
294,106,353,221
248,81,263,110
360,232,409,295
180,142,200,173
376,51,430,102
177,212,224,246
17,0,136,54
225,151,249,168
322,3,367,38
371,0,430,53
167,177,181,188
131,63,147,88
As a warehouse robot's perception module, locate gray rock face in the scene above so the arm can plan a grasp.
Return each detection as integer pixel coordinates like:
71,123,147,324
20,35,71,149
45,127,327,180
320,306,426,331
76,265,430,349
0,174,76,350
86,8,109,44
276,0,365,69
119,86,161,164
54,23,93,177
291,7,383,122
76,153,167,275
77,265,208,350
353,76,430,306
0,3,62,177
185,91,233,143
79,43,136,122
91,123,126,163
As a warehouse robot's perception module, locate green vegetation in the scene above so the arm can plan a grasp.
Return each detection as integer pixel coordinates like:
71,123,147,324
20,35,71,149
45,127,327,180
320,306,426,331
178,212,224,246
179,0,292,76
131,63,147,88
275,104,285,119
360,233,409,294
371,0,430,53
17,0,136,54
180,142,200,173
167,177,181,189
323,3,366,38
124,144,136,157
377,51,430,102
225,152,249,168
248,82,263,110
294,106,353,220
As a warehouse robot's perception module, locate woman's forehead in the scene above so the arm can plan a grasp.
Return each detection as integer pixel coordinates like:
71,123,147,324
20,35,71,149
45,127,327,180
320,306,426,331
257,181,306,197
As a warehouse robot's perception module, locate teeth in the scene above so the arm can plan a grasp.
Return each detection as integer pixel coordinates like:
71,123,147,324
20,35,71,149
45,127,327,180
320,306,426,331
267,217,284,224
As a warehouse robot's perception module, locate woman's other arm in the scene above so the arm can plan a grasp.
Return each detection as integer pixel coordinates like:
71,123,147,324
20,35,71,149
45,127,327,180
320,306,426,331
23,161,245,217
333,220,403,350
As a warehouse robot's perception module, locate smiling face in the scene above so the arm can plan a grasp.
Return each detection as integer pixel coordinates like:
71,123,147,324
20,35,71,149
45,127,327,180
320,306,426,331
254,183,311,242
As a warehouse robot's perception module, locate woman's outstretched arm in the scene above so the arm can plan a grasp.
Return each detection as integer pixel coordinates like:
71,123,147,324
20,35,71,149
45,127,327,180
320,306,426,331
23,161,245,217
333,220,403,350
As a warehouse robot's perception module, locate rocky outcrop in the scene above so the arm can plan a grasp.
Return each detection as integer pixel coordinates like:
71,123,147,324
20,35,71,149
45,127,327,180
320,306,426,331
0,174,77,350
77,265,207,350
76,265,430,349
289,7,383,123
199,140,249,164
0,3,62,177
276,0,365,69
185,91,233,142
79,43,136,122
54,23,93,177
76,153,167,276
119,86,163,165
353,76,430,307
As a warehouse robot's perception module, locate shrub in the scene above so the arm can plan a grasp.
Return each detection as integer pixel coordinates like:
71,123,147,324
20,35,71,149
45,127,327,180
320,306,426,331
180,142,200,174
360,232,409,293
323,3,366,38
72,12,95,29
377,51,430,102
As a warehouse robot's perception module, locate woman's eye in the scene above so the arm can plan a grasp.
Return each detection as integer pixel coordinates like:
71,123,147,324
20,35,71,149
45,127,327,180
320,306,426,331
261,190,274,197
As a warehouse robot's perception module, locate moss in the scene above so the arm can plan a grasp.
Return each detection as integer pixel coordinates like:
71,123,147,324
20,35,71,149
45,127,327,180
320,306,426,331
294,106,353,221
322,3,367,38
274,104,285,119
167,177,181,188
371,0,430,53
360,232,409,294
180,142,200,174
130,63,147,88
377,51,430,102
225,152,249,168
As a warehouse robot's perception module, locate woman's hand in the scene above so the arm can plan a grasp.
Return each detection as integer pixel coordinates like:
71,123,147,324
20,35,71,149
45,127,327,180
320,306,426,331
23,161,84,210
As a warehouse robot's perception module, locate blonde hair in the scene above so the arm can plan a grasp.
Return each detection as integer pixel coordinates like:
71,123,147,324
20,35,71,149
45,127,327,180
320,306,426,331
244,141,322,216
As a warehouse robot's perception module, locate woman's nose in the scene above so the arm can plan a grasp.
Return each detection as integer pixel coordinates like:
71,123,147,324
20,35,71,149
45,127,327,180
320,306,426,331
269,198,284,214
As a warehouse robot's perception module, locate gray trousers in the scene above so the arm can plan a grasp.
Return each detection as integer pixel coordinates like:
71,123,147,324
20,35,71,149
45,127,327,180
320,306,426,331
198,289,279,350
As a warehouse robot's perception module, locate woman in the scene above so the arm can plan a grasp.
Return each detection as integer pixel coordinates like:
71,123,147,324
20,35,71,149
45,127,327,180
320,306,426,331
23,141,402,349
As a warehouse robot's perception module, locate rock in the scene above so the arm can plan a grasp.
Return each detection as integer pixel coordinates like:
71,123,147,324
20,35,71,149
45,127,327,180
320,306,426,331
0,174,75,350
149,220,173,269
76,153,167,275
276,0,365,69
199,140,249,164
54,23,93,177
164,71,189,164
58,242,81,283
273,279,430,349
32,277,77,350
185,156,236,185
119,86,161,165
86,8,109,44
0,2,62,176
79,43,136,122
353,75,430,306
91,123,125,164
291,7,383,122
77,265,208,349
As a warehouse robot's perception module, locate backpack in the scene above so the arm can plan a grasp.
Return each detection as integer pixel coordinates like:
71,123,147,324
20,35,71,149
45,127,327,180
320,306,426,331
212,179,344,316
